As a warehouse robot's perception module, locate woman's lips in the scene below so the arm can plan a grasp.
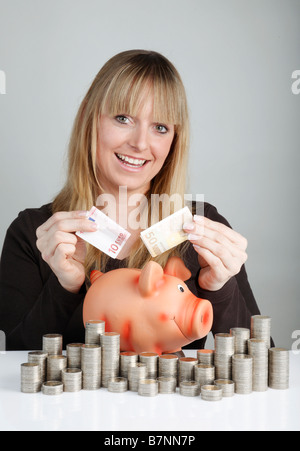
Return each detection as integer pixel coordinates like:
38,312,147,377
115,153,149,171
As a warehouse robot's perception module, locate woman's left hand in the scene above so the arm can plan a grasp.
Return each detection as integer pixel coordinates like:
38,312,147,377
183,215,248,291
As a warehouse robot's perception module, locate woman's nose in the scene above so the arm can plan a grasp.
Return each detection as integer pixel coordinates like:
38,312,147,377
128,124,149,152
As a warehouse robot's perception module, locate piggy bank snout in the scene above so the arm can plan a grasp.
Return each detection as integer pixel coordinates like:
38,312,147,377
177,296,213,342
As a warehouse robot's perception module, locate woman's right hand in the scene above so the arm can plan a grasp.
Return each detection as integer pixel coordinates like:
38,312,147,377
36,211,98,293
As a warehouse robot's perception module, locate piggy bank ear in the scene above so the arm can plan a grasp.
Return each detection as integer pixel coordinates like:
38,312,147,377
164,257,191,281
139,261,164,297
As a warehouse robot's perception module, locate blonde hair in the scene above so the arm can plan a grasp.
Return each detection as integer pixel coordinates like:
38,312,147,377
52,49,190,275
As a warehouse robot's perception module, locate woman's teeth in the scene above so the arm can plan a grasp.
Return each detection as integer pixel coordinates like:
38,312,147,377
116,153,147,167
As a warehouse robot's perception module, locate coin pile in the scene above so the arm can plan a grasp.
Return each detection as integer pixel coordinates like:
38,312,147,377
138,379,159,397
66,343,83,369
230,328,250,354
139,352,158,379
85,320,105,345
180,381,200,397
268,348,289,390
42,334,63,356
62,368,82,392
47,355,67,382
214,333,235,379
100,332,120,387
157,376,177,394
201,384,222,402
81,344,101,390
197,349,214,365
214,379,235,397
194,364,215,388
248,338,268,392
120,351,139,378
128,363,147,391
232,354,253,394
107,377,128,393
21,363,42,394
251,315,271,348
42,381,64,396
158,354,178,380
28,351,48,382
178,357,197,383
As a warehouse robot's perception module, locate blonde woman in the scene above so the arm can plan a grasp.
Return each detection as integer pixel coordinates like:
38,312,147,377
0,50,261,350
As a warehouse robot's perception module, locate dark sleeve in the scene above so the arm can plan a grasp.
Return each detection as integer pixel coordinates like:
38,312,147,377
0,206,86,350
183,202,261,350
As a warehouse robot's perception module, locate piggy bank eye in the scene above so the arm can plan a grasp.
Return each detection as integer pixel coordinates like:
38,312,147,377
177,284,185,293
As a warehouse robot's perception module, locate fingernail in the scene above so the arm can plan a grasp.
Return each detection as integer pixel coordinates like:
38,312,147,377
188,234,199,241
183,222,195,231
77,210,88,217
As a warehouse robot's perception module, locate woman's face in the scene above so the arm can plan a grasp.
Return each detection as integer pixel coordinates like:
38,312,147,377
96,96,175,196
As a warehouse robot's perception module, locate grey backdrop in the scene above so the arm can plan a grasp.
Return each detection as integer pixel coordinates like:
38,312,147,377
0,0,299,349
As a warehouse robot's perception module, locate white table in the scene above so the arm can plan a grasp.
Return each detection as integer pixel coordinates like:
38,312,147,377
0,350,299,432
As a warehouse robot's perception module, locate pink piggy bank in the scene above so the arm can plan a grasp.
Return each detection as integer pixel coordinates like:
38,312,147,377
83,257,213,354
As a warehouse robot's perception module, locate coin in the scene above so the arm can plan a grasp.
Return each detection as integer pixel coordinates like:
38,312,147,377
21,363,42,393
42,381,63,396
62,368,82,392
214,379,235,397
268,347,289,390
158,354,178,381
100,332,120,388
178,357,197,383
120,351,139,378
47,355,67,382
128,363,147,391
138,379,159,397
107,377,128,393
251,315,271,348
194,364,215,388
28,351,48,383
85,320,105,345
214,333,235,380
201,384,222,401
157,376,177,394
247,338,268,392
232,354,253,394
230,328,250,354
81,344,101,390
66,343,83,369
42,334,63,356
139,352,158,379
179,381,200,397
197,349,214,365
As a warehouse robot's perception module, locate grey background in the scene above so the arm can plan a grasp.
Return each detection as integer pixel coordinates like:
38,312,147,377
0,0,299,349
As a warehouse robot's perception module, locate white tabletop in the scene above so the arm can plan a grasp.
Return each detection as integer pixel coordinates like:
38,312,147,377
0,350,299,432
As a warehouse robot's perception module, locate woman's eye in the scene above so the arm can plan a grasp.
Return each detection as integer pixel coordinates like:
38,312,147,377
115,115,129,124
155,124,168,134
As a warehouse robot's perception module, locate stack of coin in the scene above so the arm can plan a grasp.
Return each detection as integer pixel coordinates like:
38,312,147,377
230,328,250,354
139,352,158,379
107,377,128,393
214,333,235,379
178,357,197,383
42,334,63,356
42,381,63,396
128,363,147,391
21,363,42,393
85,320,105,345
251,315,271,348
47,355,67,382
138,379,159,397
100,332,120,388
201,384,222,402
197,349,214,365
180,381,200,397
28,351,48,383
157,376,177,394
214,379,235,397
232,354,253,394
268,347,289,390
81,344,101,390
248,338,268,392
194,364,215,388
62,368,82,392
66,343,83,369
120,351,139,378
158,354,178,381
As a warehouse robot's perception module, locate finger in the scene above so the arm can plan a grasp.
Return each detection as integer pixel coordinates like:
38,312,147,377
36,210,89,238
51,243,77,272
40,230,78,261
193,244,227,278
192,238,234,271
193,215,247,250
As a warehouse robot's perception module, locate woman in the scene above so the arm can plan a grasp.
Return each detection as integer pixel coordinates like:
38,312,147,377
0,50,260,351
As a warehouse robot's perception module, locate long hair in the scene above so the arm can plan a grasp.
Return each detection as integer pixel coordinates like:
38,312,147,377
52,49,190,275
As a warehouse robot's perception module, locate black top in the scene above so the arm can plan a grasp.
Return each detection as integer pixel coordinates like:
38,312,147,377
0,202,261,351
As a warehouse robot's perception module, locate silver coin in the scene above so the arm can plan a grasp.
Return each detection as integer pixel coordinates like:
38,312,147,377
247,339,268,392
139,352,159,379
138,379,159,397
128,363,147,391
66,343,83,369
232,354,253,394
197,349,214,366
81,344,101,390
28,351,48,382
42,334,63,356
157,376,177,394
47,355,67,382
230,328,250,354
100,332,120,388
62,368,82,392
251,315,271,348
268,347,289,390
194,364,215,388
179,381,200,397
120,351,139,378
178,357,197,383
21,363,42,393
85,320,105,345
214,379,235,397
214,334,235,380
107,377,128,393
158,354,178,380
201,384,222,401
42,381,63,396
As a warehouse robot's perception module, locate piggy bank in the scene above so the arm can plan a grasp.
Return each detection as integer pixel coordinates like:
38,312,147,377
83,257,213,354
